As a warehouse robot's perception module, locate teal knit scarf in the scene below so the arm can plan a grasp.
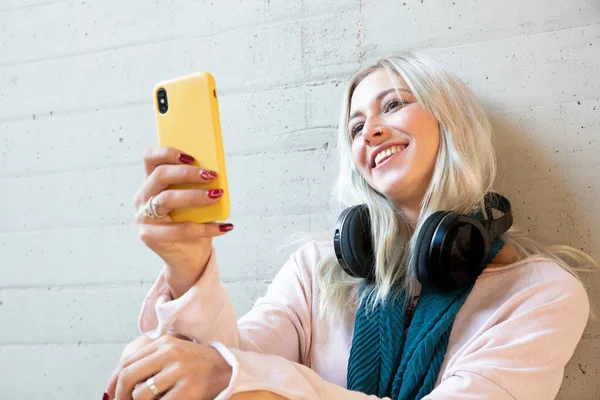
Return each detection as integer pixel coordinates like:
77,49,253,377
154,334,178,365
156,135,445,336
347,239,504,399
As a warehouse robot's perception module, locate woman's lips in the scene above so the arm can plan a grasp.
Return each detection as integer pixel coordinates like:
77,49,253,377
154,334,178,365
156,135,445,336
373,144,409,169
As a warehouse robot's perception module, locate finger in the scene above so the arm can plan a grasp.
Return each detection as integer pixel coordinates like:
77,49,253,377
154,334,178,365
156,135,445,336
115,345,176,400
105,334,189,400
106,336,170,399
131,367,177,400
231,391,289,400
136,189,224,223
142,147,198,178
135,165,218,208
157,381,194,400
138,222,235,246
106,339,154,399
106,364,122,400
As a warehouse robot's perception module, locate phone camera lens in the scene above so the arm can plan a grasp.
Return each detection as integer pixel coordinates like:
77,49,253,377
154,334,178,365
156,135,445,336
157,88,168,114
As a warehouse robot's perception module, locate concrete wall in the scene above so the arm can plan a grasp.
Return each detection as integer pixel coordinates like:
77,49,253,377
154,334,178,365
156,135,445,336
1,1,598,398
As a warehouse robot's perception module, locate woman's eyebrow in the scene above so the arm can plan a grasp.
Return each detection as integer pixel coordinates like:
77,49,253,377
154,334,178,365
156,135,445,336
349,88,412,121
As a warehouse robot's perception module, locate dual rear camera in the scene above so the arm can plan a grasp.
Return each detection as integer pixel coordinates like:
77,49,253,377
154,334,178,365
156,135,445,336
157,88,168,114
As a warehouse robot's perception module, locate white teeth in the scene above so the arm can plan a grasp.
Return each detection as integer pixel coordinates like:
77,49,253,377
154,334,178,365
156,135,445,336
374,145,406,166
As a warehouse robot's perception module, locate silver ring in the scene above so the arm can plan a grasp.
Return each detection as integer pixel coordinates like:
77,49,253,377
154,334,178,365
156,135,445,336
149,196,167,218
144,195,167,219
146,377,162,397
379,125,383,134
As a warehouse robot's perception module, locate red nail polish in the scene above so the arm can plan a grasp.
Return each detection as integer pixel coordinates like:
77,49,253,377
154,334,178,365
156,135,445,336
200,170,217,180
219,224,234,232
102,393,109,400
179,153,195,164
207,189,223,199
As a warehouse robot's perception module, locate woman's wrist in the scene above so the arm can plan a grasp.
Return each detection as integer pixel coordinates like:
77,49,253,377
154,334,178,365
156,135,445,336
164,267,204,299
164,252,212,299
209,347,234,398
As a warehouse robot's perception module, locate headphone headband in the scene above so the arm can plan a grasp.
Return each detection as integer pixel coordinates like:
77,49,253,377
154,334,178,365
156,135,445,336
484,192,513,239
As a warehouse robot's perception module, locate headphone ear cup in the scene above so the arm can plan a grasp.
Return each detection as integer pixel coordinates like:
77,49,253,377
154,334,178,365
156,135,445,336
340,205,375,280
413,211,448,287
415,210,492,292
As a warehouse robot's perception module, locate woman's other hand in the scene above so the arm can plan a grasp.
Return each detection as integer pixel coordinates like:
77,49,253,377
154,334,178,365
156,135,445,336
105,335,232,400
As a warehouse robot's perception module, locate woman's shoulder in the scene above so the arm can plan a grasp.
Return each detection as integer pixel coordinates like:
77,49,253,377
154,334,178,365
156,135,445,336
482,253,582,282
477,254,590,311
288,238,335,272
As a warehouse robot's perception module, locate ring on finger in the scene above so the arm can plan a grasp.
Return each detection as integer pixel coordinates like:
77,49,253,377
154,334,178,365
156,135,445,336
146,376,163,398
144,195,167,219
143,197,157,219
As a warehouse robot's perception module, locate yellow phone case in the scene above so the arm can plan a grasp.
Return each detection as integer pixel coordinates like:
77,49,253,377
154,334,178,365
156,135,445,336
153,72,230,224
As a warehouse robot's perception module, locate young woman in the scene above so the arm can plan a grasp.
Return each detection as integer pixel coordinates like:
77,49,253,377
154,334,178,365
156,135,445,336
105,53,597,400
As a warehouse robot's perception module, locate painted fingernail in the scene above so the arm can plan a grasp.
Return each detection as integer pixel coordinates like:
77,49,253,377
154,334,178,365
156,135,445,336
200,170,218,180
219,224,234,232
179,153,195,164
207,189,223,199
102,393,109,400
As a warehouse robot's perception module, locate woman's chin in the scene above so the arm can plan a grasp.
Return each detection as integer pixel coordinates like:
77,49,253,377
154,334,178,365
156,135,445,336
372,172,409,196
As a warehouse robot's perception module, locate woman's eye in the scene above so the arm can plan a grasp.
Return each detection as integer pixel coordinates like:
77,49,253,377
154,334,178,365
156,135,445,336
351,123,364,138
384,99,404,113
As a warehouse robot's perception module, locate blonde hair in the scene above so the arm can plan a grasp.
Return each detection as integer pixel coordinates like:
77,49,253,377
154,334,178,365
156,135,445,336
311,53,598,322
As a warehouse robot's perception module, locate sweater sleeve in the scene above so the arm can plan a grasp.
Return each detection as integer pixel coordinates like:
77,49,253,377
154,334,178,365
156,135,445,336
208,263,590,400
137,242,318,364
205,344,516,400
210,343,388,400
207,343,515,400
423,267,591,399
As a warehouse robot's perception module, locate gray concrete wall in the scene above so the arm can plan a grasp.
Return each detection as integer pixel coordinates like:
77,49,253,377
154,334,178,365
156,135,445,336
0,1,598,398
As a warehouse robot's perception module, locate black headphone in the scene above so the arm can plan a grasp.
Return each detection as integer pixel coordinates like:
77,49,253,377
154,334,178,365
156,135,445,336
333,192,513,292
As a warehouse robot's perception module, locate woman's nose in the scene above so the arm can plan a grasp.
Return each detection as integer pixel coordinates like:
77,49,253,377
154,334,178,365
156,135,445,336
363,123,386,144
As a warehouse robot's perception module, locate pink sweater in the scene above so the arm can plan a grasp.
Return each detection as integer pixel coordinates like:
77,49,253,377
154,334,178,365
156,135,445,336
138,241,590,399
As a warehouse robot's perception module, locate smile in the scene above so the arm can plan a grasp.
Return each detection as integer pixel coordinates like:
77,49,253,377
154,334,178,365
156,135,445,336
373,144,407,167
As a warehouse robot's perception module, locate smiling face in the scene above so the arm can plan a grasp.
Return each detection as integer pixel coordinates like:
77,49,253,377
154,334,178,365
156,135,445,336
347,68,441,218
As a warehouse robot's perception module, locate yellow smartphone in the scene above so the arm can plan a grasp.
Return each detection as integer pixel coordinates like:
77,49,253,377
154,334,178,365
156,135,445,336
152,72,230,224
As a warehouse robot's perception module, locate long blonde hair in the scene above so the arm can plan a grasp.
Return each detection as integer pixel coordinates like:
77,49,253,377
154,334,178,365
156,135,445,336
314,53,599,321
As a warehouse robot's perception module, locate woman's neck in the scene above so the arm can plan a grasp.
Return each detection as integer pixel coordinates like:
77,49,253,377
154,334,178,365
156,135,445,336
487,243,523,268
